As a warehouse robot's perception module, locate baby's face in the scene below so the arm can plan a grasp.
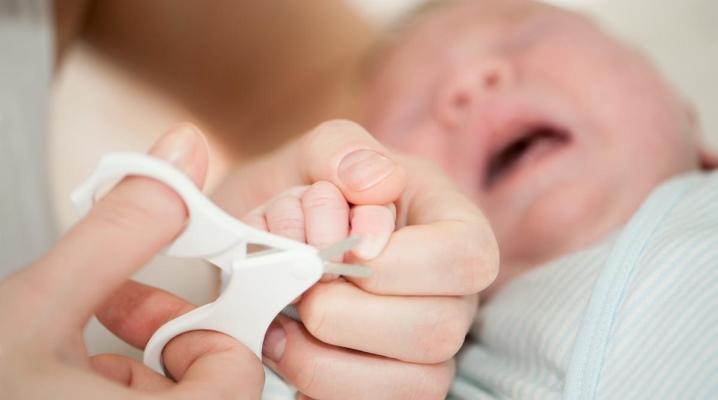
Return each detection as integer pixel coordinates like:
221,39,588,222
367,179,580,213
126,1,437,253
363,0,702,292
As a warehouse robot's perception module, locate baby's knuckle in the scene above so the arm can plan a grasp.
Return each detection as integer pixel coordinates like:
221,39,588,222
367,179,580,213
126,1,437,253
303,183,345,210
272,216,305,235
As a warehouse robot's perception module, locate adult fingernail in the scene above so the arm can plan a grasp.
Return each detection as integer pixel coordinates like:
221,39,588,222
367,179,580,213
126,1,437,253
338,149,397,191
263,320,286,362
149,124,201,172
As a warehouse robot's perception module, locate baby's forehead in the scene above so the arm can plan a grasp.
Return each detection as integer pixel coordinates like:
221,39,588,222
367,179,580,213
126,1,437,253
400,0,584,39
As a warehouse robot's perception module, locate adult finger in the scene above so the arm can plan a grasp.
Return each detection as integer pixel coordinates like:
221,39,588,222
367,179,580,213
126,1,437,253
211,120,408,216
161,329,265,400
95,280,265,399
296,280,478,363
347,157,499,296
95,280,195,350
90,353,173,393
32,124,208,333
262,315,455,400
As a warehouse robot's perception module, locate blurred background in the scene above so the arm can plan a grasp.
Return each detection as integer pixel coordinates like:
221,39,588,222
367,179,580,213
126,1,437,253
50,0,717,357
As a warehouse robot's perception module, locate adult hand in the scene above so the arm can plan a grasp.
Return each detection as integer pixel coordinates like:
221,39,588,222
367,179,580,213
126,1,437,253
212,120,500,399
0,125,264,399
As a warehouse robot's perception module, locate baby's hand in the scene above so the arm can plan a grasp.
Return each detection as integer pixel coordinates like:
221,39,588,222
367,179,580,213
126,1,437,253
241,181,396,270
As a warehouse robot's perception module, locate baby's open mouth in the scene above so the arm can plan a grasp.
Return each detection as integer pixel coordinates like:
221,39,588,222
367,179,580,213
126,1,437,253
484,124,570,189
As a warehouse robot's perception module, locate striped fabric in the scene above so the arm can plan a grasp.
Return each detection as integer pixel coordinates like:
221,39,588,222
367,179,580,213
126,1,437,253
262,366,296,400
451,171,718,399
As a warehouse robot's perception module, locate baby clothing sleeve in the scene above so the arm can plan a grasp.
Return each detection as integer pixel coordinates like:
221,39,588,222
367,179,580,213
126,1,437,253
577,173,718,399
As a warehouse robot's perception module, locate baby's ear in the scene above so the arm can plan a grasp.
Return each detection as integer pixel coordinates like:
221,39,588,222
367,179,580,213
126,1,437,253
682,103,717,170
700,147,718,170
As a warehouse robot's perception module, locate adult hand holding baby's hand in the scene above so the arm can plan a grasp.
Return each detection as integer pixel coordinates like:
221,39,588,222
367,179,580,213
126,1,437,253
0,125,263,400
213,120,500,399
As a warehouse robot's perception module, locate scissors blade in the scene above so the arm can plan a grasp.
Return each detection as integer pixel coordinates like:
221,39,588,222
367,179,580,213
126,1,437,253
323,262,372,278
317,236,361,261
317,236,372,277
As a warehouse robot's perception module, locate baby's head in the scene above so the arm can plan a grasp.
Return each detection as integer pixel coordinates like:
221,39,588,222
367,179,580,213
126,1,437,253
361,0,714,293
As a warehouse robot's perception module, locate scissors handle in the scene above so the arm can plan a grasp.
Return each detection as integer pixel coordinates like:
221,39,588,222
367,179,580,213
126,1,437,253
71,153,314,271
144,251,324,373
72,152,363,376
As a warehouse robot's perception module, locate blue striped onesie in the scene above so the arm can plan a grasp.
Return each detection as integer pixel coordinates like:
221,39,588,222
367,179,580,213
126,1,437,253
450,171,718,399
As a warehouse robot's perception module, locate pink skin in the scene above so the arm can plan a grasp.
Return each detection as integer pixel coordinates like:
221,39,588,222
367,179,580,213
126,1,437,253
242,181,396,265
242,181,395,306
361,0,708,296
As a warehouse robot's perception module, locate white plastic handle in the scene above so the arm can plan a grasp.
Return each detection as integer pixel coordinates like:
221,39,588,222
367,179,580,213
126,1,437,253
143,251,323,373
71,153,314,270
71,153,325,374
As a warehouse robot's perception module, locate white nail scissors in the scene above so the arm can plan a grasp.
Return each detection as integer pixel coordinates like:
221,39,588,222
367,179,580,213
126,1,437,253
71,152,370,375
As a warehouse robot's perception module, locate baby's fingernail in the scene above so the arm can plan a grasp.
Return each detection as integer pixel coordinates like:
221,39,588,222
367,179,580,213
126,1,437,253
339,149,396,191
263,320,286,362
353,233,391,260
149,124,201,173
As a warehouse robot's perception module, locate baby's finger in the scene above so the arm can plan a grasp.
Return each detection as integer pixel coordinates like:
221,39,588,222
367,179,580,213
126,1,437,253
265,195,306,243
31,124,208,334
242,186,309,233
263,315,455,400
302,181,350,254
349,204,396,260
297,280,478,364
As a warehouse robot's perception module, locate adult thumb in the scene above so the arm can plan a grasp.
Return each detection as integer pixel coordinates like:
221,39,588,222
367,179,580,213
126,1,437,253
212,120,407,216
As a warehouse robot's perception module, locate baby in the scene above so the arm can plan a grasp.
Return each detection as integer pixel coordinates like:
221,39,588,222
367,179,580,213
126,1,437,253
249,0,718,398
